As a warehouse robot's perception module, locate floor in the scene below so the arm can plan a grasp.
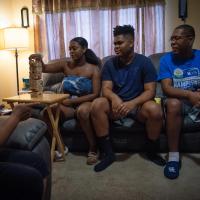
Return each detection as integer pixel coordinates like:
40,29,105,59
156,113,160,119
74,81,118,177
52,153,200,200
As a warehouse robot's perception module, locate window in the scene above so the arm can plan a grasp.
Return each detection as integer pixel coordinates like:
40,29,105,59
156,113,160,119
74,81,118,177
34,3,165,61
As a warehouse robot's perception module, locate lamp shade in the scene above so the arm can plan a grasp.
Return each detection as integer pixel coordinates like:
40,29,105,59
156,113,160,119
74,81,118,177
0,27,29,50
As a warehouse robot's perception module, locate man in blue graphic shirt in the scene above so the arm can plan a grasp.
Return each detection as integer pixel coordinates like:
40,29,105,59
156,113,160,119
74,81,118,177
91,25,166,172
158,24,200,179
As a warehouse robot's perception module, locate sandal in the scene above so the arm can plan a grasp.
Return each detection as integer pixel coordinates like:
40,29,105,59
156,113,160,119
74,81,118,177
87,152,98,165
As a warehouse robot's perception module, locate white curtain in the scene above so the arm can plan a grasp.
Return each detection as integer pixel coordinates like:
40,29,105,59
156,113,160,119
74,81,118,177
43,4,164,61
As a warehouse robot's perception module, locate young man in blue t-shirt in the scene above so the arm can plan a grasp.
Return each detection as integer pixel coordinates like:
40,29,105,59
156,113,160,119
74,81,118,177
158,24,200,179
91,25,166,172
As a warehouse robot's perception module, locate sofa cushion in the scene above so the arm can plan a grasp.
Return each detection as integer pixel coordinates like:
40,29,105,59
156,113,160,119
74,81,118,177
62,118,145,133
5,118,47,150
62,119,78,130
182,116,200,132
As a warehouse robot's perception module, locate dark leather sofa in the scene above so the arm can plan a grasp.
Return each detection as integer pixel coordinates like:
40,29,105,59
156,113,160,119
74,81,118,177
30,53,200,153
0,116,52,200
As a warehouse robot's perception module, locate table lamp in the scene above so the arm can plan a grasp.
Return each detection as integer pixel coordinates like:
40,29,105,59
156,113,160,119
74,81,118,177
0,27,29,95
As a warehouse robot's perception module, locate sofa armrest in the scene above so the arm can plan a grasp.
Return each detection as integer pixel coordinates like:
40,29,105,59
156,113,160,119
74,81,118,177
5,118,47,150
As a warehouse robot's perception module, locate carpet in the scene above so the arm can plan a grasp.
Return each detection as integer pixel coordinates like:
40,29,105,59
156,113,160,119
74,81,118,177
52,153,200,200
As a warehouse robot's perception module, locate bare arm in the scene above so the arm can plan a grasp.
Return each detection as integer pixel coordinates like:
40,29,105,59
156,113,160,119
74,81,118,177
102,80,123,118
42,59,66,73
62,66,101,105
128,81,156,107
161,78,191,99
161,78,200,106
29,54,65,73
102,81,117,99
0,104,36,146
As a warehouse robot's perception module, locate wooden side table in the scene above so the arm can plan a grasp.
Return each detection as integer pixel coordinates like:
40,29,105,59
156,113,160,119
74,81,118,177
3,93,69,162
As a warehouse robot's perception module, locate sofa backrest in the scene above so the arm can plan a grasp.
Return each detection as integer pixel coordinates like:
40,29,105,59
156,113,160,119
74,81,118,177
148,52,166,72
149,52,166,97
42,58,66,93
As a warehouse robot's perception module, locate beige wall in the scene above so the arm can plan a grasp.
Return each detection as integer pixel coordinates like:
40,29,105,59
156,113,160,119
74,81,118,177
0,0,33,103
0,0,12,28
165,0,200,51
0,0,200,102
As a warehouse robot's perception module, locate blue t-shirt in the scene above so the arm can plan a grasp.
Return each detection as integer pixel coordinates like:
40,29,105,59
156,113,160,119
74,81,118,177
102,54,157,101
157,50,200,91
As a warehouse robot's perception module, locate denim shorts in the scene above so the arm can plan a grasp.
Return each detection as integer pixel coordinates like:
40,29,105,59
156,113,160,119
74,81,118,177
163,98,200,122
112,107,140,128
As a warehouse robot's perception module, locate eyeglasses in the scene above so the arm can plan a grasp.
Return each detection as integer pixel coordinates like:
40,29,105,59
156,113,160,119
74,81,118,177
170,35,192,41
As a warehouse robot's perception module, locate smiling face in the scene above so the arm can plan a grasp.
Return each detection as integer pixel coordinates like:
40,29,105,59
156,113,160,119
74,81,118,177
69,41,86,61
114,34,134,57
170,28,194,55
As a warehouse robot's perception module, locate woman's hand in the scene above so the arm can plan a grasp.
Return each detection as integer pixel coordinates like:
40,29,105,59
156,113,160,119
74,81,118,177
62,99,73,106
29,54,43,62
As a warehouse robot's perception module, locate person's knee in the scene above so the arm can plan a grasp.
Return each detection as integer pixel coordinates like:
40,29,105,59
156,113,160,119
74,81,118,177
142,102,163,120
91,97,108,116
76,105,90,120
166,99,182,115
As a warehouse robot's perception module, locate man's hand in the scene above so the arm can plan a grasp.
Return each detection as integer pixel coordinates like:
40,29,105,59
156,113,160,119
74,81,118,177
111,96,123,119
117,101,136,117
188,91,200,107
11,103,39,122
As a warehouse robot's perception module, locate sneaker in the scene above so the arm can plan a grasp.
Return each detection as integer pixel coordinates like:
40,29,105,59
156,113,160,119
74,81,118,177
164,161,181,179
55,146,69,160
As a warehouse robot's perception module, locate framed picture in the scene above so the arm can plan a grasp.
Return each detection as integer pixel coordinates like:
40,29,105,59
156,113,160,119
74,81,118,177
21,7,29,28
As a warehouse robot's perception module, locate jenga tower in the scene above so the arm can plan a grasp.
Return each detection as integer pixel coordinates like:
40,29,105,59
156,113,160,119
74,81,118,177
29,56,43,96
